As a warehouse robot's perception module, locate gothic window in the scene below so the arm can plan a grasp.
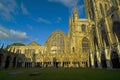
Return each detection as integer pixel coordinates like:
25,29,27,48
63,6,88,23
25,49,28,54
81,24,86,32
72,47,75,53
39,50,42,54
82,38,89,53
51,33,65,54
105,4,108,11
17,49,21,53
32,49,35,54
111,14,114,25
113,22,120,41
100,4,104,16
100,23,109,46
25,49,33,54
119,0,120,5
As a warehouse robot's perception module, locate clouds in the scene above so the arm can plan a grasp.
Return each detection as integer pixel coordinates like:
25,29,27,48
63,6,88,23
21,3,29,15
36,17,62,24
0,0,30,21
37,17,52,24
56,17,62,23
0,0,18,20
0,25,29,42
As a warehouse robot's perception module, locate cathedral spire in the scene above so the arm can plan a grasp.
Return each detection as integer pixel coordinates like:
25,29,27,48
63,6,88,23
73,5,79,20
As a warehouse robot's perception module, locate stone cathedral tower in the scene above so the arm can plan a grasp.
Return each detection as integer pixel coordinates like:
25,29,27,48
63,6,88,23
68,6,94,67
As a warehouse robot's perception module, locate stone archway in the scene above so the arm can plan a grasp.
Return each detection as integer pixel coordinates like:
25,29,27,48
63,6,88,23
94,54,98,68
89,54,92,67
5,56,11,68
112,21,120,41
17,58,22,68
0,54,4,68
111,51,120,68
53,57,58,68
12,57,17,68
101,53,107,68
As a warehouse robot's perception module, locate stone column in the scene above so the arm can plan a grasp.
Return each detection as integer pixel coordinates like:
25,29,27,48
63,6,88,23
14,58,17,68
22,62,25,68
32,62,35,68
97,56,102,69
91,54,95,68
105,49,112,69
106,60,112,69
60,61,62,67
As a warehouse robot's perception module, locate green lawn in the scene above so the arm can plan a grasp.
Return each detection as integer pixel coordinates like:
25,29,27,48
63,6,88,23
0,68,120,80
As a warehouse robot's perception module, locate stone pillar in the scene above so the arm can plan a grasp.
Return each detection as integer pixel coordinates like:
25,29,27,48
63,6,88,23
105,49,112,69
97,57,102,69
32,62,35,68
91,54,95,68
60,61,62,67
22,62,25,68
106,60,112,69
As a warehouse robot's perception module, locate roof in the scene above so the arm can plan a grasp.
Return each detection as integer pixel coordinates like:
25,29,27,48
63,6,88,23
27,41,40,46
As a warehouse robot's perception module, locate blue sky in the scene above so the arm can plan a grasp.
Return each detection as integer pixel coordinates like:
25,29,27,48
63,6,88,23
0,0,86,46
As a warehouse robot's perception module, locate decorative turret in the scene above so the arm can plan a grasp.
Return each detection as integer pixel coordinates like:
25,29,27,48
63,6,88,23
73,6,79,21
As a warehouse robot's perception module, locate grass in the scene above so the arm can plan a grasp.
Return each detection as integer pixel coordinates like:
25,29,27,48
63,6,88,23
0,68,120,80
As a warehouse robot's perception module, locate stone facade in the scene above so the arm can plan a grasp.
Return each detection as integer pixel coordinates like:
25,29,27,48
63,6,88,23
1,0,120,69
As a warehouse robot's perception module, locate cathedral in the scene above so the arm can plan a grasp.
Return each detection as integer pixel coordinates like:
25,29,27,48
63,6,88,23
0,0,120,69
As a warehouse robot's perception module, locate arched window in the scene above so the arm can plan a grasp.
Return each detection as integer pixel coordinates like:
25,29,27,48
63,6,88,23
111,14,114,22
105,4,108,11
113,22,120,41
100,4,104,16
72,47,75,53
82,38,89,53
51,33,65,54
119,0,120,5
31,49,35,54
81,24,86,32
17,49,21,53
